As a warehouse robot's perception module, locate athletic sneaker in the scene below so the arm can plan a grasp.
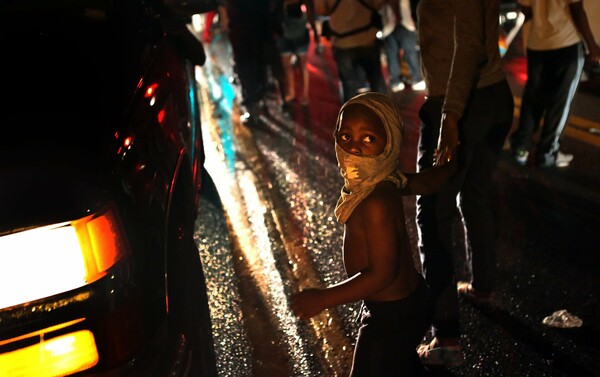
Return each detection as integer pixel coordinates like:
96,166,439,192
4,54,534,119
554,151,574,167
514,149,529,166
538,151,574,168
412,80,427,91
391,82,405,92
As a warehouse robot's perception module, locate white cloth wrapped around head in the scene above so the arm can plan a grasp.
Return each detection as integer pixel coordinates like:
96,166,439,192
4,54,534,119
334,92,407,223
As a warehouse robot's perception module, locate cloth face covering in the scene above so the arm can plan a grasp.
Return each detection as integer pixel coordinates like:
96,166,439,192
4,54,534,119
334,92,407,223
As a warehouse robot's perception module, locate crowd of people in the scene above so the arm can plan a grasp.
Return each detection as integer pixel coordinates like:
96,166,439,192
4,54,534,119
201,0,599,374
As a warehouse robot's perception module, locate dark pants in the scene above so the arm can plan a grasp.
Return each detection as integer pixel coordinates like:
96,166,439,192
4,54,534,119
382,24,422,85
416,80,514,339
350,277,432,377
510,43,584,165
332,43,387,103
227,0,284,108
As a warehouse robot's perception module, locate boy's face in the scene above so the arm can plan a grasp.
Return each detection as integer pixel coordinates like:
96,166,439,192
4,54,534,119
336,104,387,156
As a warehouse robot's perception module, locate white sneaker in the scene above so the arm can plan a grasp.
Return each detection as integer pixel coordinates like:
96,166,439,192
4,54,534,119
538,151,573,168
391,82,405,92
554,151,574,167
412,80,426,91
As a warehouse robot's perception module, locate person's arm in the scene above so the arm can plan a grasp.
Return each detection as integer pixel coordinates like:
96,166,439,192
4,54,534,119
290,191,400,319
217,6,229,32
436,0,488,165
372,0,386,11
518,3,532,22
202,10,216,43
304,0,321,48
434,111,460,166
569,1,600,64
401,154,458,196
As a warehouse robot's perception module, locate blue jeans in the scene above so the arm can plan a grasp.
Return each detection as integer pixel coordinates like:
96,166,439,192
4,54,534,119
382,24,422,85
332,43,387,103
416,80,513,339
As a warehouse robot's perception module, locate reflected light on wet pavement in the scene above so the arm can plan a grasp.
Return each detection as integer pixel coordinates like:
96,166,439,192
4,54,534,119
194,53,356,375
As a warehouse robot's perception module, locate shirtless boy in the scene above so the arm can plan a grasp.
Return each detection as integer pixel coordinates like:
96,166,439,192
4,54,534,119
290,92,456,376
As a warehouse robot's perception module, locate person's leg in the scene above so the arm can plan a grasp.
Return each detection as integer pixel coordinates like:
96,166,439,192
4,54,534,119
458,81,514,296
397,25,422,83
262,34,287,101
382,31,402,88
298,53,310,104
359,43,388,95
282,53,296,102
228,24,264,107
332,47,363,103
537,43,584,167
509,48,545,157
416,98,462,352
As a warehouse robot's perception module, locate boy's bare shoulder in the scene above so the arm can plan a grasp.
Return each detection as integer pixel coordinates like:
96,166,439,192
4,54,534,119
347,182,405,228
358,181,402,215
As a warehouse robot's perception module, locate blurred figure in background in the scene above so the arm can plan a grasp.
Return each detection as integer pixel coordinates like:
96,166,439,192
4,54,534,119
275,0,320,107
315,0,387,103
225,0,286,125
380,0,424,92
509,0,600,168
201,6,229,44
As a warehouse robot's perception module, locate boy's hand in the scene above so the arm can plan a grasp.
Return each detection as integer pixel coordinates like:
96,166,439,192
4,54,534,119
435,111,460,166
290,288,326,319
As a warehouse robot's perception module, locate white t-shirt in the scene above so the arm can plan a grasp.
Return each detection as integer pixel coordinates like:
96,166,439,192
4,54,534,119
399,0,416,32
520,0,583,50
380,2,397,38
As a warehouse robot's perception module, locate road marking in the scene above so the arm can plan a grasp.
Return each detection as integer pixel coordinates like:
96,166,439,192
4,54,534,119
513,97,600,148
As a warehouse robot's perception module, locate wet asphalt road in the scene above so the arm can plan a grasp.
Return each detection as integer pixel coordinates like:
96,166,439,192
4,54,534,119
191,28,600,377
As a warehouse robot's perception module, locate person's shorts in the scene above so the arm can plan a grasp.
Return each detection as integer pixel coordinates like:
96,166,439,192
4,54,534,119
277,32,309,56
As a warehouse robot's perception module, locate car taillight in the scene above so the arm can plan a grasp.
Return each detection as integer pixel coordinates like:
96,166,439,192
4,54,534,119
0,205,129,309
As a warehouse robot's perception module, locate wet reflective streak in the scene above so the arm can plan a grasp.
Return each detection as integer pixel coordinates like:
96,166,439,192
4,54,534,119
193,33,359,376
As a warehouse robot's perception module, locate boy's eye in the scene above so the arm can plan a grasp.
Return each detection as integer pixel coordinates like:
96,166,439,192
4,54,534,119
339,133,350,141
363,135,375,143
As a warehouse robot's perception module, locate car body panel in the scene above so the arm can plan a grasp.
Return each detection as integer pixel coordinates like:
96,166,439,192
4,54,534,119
0,0,218,375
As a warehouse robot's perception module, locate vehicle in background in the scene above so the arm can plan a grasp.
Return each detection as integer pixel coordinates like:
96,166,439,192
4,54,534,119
0,0,219,375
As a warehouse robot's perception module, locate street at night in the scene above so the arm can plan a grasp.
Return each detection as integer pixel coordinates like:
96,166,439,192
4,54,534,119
192,18,600,377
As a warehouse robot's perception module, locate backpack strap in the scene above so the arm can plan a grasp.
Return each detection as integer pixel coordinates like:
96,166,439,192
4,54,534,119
330,0,342,13
356,0,375,12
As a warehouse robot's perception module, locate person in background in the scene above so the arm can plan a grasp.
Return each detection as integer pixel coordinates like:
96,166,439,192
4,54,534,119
414,0,514,366
314,0,387,104
380,0,425,92
225,0,286,126
291,92,456,376
202,6,229,44
509,0,600,168
275,0,320,107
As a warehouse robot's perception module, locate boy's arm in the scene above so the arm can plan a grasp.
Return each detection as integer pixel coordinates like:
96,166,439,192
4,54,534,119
401,155,457,196
290,192,399,319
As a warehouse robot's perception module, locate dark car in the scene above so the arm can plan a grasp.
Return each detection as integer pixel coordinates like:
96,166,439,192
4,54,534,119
0,0,218,375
